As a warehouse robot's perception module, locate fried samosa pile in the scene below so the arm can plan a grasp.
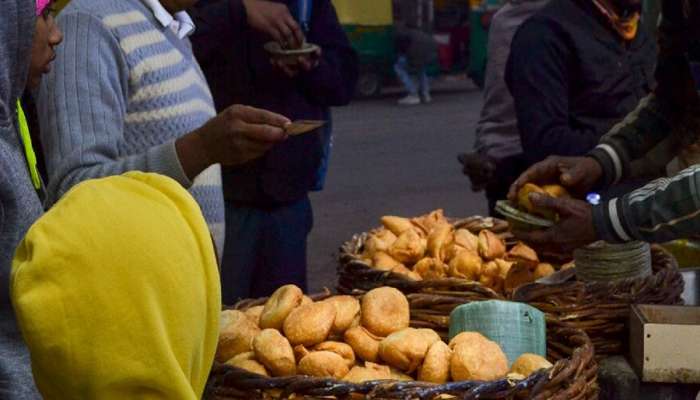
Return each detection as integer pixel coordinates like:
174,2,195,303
359,210,556,293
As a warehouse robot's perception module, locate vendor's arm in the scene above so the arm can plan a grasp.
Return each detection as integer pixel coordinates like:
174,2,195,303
297,0,358,107
37,12,191,206
593,164,700,244
506,19,599,165
516,164,700,248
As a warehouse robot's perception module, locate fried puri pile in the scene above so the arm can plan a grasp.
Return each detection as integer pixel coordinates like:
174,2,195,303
217,285,552,385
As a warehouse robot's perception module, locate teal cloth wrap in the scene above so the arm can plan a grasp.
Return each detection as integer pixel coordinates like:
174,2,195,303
449,300,546,366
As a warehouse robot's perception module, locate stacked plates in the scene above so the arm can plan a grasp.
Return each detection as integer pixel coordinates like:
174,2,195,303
494,200,554,232
574,241,652,282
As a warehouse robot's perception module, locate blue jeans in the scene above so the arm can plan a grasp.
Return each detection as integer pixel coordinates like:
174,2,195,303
394,55,430,97
220,197,313,304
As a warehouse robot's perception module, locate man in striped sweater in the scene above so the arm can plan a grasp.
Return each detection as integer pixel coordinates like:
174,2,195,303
37,0,291,255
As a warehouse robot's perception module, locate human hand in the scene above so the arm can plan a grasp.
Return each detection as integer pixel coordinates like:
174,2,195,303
507,156,603,201
242,0,304,49
177,105,290,178
458,152,496,192
513,194,598,252
271,48,321,78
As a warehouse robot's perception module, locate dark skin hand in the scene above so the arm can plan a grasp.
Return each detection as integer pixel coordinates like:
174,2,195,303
507,156,603,201
458,152,496,192
271,48,321,78
243,0,305,49
513,193,598,252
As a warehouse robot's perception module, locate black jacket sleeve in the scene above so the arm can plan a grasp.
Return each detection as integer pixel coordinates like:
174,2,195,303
298,0,359,106
189,0,248,70
506,18,600,164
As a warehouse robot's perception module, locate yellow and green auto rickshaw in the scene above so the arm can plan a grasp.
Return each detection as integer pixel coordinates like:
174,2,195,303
331,0,395,97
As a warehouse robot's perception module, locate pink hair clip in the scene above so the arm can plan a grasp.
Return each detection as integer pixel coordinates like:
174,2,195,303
36,0,51,16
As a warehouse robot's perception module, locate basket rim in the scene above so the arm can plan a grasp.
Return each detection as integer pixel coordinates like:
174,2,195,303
338,223,679,300
208,327,597,400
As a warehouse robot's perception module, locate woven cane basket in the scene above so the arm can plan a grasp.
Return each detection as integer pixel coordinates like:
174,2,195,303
338,218,684,357
206,292,598,400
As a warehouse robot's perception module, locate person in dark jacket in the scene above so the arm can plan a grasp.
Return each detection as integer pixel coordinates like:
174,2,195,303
507,0,700,250
460,0,548,215
190,0,358,303
505,0,656,169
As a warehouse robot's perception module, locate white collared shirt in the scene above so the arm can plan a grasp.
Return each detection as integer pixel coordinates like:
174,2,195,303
141,0,195,39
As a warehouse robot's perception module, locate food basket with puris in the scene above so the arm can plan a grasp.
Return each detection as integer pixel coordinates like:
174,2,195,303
338,192,684,357
206,285,598,399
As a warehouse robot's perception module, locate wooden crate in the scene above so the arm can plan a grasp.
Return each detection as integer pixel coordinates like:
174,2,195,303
630,304,700,383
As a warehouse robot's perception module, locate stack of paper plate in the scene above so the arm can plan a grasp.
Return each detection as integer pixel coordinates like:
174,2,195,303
495,200,554,232
574,241,652,282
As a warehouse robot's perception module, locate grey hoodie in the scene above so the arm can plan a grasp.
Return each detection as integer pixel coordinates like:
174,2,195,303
0,0,43,398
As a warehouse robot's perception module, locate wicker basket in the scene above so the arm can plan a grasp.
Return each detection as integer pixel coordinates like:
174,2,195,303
338,219,684,357
511,245,684,357
206,290,598,400
337,216,512,295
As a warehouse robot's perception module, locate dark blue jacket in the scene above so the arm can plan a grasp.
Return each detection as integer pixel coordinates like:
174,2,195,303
505,0,656,165
190,0,358,205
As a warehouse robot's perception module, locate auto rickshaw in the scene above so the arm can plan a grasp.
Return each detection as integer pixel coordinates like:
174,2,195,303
331,0,395,97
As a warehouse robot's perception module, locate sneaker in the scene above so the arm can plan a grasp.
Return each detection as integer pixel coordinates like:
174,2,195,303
398,95,421,106
421,93,432,104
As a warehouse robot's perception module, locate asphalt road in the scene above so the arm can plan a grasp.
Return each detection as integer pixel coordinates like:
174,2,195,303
307,82,488,292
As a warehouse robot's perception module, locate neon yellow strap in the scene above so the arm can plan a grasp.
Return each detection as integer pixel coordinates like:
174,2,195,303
16,100,42,190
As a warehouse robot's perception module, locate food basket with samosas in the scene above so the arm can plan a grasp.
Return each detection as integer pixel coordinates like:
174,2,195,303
338,195,684,358
206,285,598,399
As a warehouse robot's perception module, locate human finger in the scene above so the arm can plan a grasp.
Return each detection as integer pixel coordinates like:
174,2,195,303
282,14,304,47
528,193,571,215
508,158,560,201
237,105,291,127
237,121,288,142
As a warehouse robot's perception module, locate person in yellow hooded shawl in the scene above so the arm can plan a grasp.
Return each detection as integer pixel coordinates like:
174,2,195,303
10,172,221,399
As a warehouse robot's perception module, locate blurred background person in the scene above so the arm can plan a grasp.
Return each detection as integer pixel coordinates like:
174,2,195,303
394,22,438,105
505,0,656,174
460,0,549,214
190,0,358,302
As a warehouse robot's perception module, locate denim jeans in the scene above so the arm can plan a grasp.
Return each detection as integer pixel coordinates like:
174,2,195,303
394,55,430,97
220,196,313,304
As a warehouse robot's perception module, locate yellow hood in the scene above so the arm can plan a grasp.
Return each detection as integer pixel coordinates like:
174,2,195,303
11,172,221,399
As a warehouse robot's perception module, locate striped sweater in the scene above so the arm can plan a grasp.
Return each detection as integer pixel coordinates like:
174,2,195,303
37,0,225,252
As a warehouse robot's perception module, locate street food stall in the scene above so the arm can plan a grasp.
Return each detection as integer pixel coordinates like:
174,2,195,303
208,183,699,399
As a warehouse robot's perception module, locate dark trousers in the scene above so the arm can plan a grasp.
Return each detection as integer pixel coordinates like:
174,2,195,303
485,154,529,216
220,196,313,305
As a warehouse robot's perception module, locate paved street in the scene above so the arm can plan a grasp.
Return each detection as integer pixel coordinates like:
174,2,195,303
307,81,488,292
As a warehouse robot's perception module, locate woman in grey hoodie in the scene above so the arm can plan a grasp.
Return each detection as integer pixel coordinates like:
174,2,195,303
1,0,62,397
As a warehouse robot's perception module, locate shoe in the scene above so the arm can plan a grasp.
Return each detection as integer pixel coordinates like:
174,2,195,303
398,95,421,106
421,93,432,104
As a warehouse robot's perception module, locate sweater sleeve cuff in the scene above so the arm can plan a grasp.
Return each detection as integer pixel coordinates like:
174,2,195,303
592,198,633,244
149,140,192,188
588,144,623,187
